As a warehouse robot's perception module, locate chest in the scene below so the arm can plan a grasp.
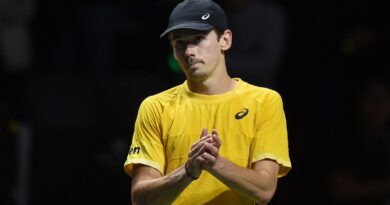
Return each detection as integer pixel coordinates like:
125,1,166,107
161,100,259,170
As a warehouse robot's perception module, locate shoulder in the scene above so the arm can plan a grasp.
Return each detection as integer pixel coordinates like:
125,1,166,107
238,80,283,104
139,83,184,111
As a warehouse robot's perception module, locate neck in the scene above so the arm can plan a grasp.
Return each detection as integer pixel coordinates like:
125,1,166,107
187,76,236,95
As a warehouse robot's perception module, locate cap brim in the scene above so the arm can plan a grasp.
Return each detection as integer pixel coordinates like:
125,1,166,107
160,22,214,38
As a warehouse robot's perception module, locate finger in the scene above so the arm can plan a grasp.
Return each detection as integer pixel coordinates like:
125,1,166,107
189,145,210,168
189,135,213,156
198,152,216,166
202,152,215,161
211,129,222,148
200,128,208,138
204,142,219,156
188,136,213,158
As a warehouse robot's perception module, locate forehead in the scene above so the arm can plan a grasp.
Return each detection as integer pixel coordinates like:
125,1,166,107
169,29,212,41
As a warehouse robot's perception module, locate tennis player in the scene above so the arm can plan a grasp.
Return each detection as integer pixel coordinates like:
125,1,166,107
124,0,291,204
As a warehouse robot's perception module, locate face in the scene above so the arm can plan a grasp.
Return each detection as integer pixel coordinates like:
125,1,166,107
170,29,231,81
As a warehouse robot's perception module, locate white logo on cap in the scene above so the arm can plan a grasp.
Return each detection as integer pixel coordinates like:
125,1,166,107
201,13,210,20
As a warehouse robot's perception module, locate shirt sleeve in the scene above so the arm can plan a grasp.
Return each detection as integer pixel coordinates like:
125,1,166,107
123,96,166,177
250,90,292,177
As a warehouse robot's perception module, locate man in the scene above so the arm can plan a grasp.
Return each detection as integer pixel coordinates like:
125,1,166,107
123,0,291,204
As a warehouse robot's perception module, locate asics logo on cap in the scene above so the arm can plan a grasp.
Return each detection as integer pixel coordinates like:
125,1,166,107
201,13,210,20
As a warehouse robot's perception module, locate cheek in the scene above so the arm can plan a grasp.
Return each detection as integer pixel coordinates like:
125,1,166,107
173,51,184,63
173,53,189,72
175,55,187,67
203,47,219,64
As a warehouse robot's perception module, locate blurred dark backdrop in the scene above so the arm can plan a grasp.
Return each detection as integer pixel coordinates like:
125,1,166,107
1,0,389,205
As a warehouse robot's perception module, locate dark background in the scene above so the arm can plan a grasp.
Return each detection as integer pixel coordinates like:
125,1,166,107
1,0,389,205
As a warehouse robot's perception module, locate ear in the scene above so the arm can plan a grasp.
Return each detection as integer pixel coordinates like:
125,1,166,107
220,29,232,51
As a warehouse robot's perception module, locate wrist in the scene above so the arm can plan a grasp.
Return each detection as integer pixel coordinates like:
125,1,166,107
185,162,199,180
207,155,226,174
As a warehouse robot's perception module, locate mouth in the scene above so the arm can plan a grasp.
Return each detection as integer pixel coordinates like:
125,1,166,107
189,62,201,67
187,59,202,68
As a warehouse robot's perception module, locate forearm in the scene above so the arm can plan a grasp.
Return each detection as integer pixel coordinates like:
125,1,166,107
208,157,277,205
132,129,210,205
132,165,193,205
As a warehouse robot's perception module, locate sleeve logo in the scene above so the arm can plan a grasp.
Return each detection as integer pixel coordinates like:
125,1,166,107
128,146,142,155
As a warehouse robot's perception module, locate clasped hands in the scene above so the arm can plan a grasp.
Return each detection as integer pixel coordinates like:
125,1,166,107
186,128,222,179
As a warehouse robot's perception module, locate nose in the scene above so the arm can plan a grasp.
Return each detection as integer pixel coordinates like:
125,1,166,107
184,44,196,57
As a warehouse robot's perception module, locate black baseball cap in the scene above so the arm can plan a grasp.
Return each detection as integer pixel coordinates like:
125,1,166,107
160,0,228,38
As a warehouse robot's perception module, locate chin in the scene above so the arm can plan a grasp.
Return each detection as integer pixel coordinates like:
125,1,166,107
183,66,208,80
189,73,209,82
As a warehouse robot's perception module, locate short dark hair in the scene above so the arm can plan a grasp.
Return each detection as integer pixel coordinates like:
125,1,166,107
214,28,224,40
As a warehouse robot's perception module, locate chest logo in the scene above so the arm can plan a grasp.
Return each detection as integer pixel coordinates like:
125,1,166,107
235,108,249,120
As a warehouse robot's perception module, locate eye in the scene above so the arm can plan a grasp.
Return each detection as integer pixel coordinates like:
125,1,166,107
171,34,206,51
191,36,204,45
173,40,185,51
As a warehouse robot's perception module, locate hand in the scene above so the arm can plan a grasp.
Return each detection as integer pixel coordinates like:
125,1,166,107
186,128,212,178
198,129,222,171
